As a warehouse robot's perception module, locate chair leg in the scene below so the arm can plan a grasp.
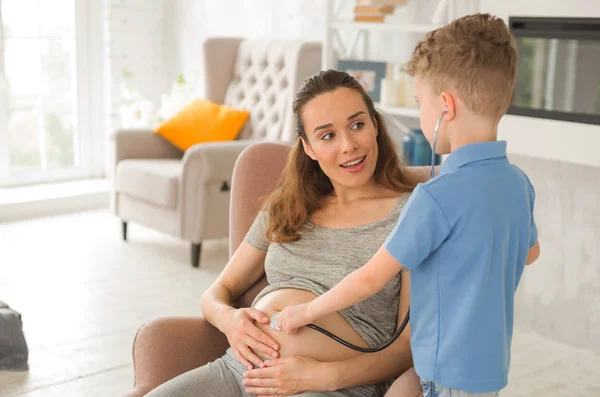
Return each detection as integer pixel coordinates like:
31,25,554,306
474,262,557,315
122,221,128,241
191,243,201,268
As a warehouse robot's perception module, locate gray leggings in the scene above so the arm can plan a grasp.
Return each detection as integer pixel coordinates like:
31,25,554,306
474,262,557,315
146,348,382,397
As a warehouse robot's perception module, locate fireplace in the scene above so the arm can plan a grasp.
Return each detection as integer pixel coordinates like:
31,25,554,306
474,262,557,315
508,17,600,125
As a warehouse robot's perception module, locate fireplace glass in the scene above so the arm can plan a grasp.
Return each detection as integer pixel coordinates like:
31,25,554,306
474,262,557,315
509,17,600,125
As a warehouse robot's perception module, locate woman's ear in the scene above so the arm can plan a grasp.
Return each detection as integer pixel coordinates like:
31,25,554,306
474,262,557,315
301,137,317,160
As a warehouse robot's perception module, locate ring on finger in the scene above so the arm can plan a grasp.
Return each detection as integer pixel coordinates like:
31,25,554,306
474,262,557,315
272,387,277,394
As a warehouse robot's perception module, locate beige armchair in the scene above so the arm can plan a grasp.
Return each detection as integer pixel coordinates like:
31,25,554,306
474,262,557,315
111,37,321,267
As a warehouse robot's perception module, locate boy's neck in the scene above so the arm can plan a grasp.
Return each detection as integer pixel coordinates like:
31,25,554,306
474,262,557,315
448,115,498,153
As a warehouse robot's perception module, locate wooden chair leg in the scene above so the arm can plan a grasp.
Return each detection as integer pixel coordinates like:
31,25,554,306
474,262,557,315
191,243,201,268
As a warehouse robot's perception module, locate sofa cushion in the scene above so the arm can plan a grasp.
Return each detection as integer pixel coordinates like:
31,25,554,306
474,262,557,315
116,159,182,209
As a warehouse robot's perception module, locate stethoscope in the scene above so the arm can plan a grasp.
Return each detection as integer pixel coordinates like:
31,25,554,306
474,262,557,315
430,107,448,178
268,108,448,353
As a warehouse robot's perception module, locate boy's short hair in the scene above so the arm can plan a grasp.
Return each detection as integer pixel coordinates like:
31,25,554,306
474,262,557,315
406,13,518,121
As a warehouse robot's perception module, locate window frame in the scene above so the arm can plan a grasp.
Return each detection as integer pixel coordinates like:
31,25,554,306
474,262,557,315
0,0,99,187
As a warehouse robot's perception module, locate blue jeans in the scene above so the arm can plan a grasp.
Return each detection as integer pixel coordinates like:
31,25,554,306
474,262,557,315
420,378,500,397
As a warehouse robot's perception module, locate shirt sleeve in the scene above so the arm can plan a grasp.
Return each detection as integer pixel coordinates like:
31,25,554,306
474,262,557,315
385,185,450,270
244,210,270,252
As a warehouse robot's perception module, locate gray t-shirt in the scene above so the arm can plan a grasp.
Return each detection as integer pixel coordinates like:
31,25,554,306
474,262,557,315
245,193,410,348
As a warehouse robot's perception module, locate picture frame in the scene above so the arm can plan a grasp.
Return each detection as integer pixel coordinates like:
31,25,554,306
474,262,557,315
337,59,387,103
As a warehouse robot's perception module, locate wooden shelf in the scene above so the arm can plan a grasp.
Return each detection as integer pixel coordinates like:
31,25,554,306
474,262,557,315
375,103,420,118
332,21,439,33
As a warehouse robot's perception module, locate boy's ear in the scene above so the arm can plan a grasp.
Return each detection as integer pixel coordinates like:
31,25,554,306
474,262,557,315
440,92,456,121
301,137,317,160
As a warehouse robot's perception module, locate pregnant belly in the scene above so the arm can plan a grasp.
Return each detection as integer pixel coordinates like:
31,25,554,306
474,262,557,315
252,288,370,362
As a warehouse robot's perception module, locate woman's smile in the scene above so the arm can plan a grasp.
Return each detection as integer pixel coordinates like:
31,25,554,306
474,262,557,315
340,155,366,173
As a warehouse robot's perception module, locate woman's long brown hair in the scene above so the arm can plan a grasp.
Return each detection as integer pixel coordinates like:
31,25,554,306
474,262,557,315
263,69,414,243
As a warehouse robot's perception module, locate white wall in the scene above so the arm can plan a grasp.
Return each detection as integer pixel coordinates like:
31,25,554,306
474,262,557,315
81,0,108,177
106,0,325,132
163,0,324,90
105,0,168,132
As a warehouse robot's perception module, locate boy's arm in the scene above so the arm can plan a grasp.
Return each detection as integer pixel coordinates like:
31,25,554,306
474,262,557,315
526,240,540,265
306,246,403,321
324,271,413,389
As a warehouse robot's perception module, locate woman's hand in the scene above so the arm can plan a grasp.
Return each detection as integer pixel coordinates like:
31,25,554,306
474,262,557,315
242,356,330,396
276,303,313,334
220,308,280,370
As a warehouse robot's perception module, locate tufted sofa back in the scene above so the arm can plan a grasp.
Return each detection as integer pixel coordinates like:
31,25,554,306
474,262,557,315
202,38,321,143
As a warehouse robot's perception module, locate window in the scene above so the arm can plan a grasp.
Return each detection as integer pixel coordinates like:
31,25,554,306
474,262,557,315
0,0,93,187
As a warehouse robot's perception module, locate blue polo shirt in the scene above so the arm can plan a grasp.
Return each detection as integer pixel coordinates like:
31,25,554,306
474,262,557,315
385,141,537,392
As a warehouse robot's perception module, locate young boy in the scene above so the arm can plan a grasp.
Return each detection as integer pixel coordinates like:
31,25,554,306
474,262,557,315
277,13,541,396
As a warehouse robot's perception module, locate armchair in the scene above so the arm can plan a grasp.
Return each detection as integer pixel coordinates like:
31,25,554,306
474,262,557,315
123,142,425,397
111,37,321,267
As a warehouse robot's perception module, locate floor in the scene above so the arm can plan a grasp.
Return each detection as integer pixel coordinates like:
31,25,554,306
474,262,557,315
0,210,599,397
0,210,225,397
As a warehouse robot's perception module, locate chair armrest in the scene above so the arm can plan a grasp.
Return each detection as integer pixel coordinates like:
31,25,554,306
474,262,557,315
179,140,255,241
125,273,268,397
181,140,255,184
110,129,183,166
385,367,421,397
127,317,228,397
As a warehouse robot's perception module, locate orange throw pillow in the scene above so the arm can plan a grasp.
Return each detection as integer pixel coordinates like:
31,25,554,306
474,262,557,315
154,99,250,151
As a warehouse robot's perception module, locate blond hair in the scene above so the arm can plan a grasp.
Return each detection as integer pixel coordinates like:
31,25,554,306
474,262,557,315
406,13,518,121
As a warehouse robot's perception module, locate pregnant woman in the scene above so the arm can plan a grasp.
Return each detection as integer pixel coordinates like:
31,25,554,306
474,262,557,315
146,70,421,397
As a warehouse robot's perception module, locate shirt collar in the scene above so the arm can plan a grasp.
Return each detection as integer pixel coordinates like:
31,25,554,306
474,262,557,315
440,141,507,175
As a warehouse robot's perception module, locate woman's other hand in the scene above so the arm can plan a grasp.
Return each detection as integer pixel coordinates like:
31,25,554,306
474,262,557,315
242,356,330,396
220,308,280,370
277,303,312,334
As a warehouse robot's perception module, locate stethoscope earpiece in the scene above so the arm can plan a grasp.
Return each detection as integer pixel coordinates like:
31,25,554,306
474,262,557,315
431,108,448,178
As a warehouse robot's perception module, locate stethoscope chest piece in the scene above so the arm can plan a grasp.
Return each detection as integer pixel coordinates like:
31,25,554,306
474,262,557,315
270,312,282,331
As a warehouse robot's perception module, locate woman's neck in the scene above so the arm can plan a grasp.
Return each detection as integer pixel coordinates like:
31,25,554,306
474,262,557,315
329,180,387,206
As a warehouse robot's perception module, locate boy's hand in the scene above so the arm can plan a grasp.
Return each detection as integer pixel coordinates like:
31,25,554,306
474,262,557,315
277,303,313,334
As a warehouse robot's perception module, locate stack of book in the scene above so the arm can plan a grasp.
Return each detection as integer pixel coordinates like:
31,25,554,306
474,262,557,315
354,0,408,23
